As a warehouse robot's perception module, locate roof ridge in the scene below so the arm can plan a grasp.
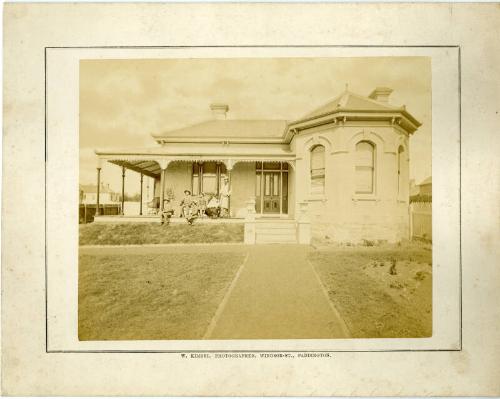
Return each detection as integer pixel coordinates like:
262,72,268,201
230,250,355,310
153,118,289,140
347,91,400,110
298,90,346,120
339,90,351,107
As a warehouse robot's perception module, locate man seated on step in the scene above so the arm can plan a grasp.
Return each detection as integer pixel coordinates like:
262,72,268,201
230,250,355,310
180,190,198,225
161,198,174,225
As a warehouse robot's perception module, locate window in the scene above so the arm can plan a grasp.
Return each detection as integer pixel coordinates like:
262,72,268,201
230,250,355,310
310,145,325,194
202,162,217,194
192,163,201,195
192,162,227,195
397,146,404,195
355,141,375,194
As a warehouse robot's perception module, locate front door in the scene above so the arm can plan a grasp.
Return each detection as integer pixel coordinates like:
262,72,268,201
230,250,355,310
263,172,280,214
255,162,289,215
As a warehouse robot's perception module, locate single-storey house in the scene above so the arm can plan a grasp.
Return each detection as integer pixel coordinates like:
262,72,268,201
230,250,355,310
94,87,421,243
80,183,120,205
417,176,432,196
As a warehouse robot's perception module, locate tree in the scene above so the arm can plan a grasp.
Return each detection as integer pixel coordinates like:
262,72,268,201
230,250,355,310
124,192,141,201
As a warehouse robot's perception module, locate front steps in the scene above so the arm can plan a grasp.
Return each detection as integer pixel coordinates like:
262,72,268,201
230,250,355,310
255,219,298,244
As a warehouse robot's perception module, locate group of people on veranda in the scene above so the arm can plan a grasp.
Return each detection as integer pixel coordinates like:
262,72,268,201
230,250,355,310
161,177,231,225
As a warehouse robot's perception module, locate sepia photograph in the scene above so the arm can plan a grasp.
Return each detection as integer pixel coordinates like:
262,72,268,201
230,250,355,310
6,2,500,396
78,56,432,341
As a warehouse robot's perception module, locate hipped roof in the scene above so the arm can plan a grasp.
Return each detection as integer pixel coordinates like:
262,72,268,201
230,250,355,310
152,120,287,142
149,88,422,144
300,90,400,120
419,176,432,186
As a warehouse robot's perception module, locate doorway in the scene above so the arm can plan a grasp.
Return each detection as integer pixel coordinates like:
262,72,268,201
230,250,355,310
255,162,288,215
263,172,280,213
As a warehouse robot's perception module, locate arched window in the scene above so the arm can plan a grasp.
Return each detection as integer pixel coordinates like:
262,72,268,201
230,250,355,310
355,141,375,194
310,145,325,194
397,146,404,195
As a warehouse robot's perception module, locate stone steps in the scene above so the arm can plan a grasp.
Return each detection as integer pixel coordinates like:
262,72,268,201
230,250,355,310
255,220,297,244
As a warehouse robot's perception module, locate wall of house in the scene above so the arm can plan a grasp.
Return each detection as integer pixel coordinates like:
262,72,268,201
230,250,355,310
83,192,116,205
154,161,193,216
292,122,410,243
152,161,255,218
230,162,256,218
287,166,295,217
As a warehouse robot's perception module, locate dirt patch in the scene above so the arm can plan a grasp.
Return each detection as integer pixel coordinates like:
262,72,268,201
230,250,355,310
309,243,432,338
362,258,432,331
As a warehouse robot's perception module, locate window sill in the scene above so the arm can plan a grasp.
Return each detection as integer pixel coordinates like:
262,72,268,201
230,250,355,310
306,194,327,202
352,194,379,202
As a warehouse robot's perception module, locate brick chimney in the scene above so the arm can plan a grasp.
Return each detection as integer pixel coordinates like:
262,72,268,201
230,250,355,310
368,87,393,103
210,103,229,120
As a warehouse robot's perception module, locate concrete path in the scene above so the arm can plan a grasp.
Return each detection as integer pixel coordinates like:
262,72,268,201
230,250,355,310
207,245,350,339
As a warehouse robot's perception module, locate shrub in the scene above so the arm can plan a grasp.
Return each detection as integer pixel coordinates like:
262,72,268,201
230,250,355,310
410,194,432,203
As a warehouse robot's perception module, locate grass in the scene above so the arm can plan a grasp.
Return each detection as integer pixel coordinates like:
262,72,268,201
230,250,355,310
79,249,247,340
79,222,244,245
309,242,432,338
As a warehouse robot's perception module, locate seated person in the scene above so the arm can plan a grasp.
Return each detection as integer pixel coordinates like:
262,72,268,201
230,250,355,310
180,190,194,217
180,190,198,225
161,198,174,225
205,195,220,218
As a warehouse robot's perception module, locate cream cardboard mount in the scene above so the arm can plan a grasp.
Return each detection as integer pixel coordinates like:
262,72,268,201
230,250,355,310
2,3,499,396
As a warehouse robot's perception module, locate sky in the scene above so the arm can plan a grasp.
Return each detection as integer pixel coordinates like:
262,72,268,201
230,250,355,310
80,56,431,196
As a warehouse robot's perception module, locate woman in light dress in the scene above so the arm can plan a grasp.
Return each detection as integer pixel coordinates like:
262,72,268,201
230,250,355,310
219,177,231,218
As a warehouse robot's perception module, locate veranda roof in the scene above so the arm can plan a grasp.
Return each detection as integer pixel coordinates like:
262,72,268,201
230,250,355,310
95,143,295,178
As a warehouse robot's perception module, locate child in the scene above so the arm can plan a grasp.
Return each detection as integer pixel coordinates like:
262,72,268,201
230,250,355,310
197,193,207,218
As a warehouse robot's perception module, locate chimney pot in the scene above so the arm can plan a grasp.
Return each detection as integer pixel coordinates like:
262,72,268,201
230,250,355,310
210,103,229,120
368,87,393,103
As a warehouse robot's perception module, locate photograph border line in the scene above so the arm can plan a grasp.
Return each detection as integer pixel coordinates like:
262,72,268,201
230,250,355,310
45,45,461,354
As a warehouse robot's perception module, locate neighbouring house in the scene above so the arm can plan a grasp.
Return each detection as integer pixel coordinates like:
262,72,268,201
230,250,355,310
94,87,421,243
410,176,432,201
417,176,432,196
80,183,120,205
409,179,419,196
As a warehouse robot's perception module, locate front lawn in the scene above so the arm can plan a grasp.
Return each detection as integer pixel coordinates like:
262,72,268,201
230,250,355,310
79,247,247,340
309,243,432,338
79,222,244,245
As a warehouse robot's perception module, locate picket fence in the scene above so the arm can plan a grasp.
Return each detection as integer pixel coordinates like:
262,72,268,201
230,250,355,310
410,201,432,242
